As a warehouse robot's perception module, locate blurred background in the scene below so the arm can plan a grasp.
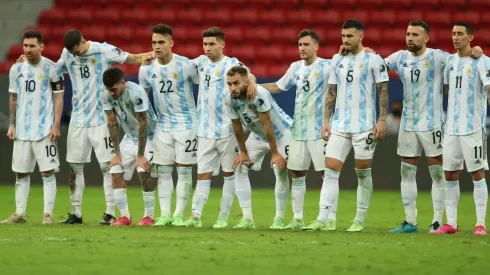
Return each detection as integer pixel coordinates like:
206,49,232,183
0,0,488,190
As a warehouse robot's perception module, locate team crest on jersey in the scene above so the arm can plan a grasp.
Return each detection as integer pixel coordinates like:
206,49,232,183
91,59,97,65
313,71,319,79
172,72,179,80
466,68,472,76
359,64,364,70
424,61,430,68
39,73,44,80
215,69,222,77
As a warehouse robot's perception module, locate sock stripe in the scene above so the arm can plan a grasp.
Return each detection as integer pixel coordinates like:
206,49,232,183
196,180,211,187
224,175,235,183
325,168,340,178
474,179,487,188
401,162,418,171
158,165,174,174
176,166,192,174
446,180,459,188
292,177,306,186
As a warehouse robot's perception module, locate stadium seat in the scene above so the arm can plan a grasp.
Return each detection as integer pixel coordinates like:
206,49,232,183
176,9,203,24
248,64,268,78
369,11,396,27
311,11,340,25
268,64,289,78
229,46,256,62
231,9,259,25
283,47,299,61
7,44,23,61
203,9,231,25
468,0,490,9
258,10,286,26
383,0,412,10
356,0,383,9
441,0,466,11
286,10,313,25
92,9,120,25
275,0,301,9
300,0,328,10
0,61,13,73
38,9,66,26
222,27,244,43
65,9,93,25
328,0,356,10
269,28,299,44
341,11,369,24
175,45,201,58
256,45,284,61
120,9,147,26
396,11,425,26
427,11,452,28
246,0,274,9
244,27,271,43
452,12,480,26
410,0,439,8
147,9,176,25
83,28,107,43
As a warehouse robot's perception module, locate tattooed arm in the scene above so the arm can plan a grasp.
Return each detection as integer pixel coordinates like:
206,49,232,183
7,94,17,140
136,111,148,157
321,84,337,141
106,110,120,154
375,81,389,140
486,85,490,106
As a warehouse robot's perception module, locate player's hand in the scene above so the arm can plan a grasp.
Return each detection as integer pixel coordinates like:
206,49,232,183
17,55,26,63
110,154,122,168
7,125,15,140
136,155,152,172
233,152,251,173
246,82,257,101
470,46,483,59
338,45,348,56
374,119,387,140
271,152,287,171
141,53,154,66
322,122,331,141
50,124,61,141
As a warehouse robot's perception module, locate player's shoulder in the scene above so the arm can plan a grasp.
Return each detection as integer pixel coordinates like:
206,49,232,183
254,85,270,101
127,81,144,92
174,53,191,63
9,62,23,75
289,60,302,70
317,57,332,68
365,51,383,61
41,56,57,69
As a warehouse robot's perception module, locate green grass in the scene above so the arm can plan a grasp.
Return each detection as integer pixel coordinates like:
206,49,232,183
0,186,489,274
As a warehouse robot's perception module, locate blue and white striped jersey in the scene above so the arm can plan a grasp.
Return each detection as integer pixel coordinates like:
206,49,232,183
102,81,156,143
329,50,389,133
138,54,198,133
444,54,490,136
57,41,128,128
276,58,331,140
226,85,292,142
9,57,64,141
385,48,448,132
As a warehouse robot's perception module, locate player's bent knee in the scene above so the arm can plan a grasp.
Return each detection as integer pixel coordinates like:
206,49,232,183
426,155,443,166
401,156,420,166
444,170,460,181
471,169,485,181
354,159,372,170
325,157,343,172
69,163,84,173
291,170,307,178
138,171,155,191
197,172,213,181
16,173,30,179
99,162,110,174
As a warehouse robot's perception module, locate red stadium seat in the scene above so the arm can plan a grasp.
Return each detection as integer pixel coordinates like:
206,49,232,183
468,0,490,10
121,9,147,26
43,44,63,61
268,64,290,78
283,47,299,61
0,61,14,73
83,28,107,43
248,64,268,78
317,46,338,58
38,9,65,25
147,10,176,25
440,0,466,11
369,11,396,27
453,12,480,26
93,9,120,25
286,10,313,25
203,9,231,25
328,0,356,10
258,10,286,26
363,29,382,47
175,45,201,58
256,45,283,61
229,46,256,61
244,27,271,43
427,11,452,28
341,11,369,24
106,27,134,45
176,9,203,24
231,9,259,25
65,9,93,24
396,11,425,26
357,0,383,9
312,11,340,26
410,0,439,8
275,0,301,9
7,44,23,61
270,28,299,44
222,26,244,43
301,0,328,9
246,0,274,9
383,0,412,10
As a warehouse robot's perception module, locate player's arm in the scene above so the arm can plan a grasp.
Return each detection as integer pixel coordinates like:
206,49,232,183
7,93,17,140
51,88,64,141
232,118,247,154
377,82,389,122
485,85,490,106
136,111,148,157
322,83,337,141
259,110,287,170
106,110,121,156
262,83,283,93
125,52,154,65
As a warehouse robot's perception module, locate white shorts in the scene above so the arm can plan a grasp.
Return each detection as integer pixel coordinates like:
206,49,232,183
66,124,114,164
12,135,60,173
197,136,238,174
443,128,488,172
111,136,154,181
287,138,327,171
246,132,290,171
397,128,443,157
325,129,377,162
152,128,197,166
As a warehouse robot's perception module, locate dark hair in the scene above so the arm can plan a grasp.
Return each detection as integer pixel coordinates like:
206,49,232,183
63,29,83,51
202,27,225,41
298,29,320,44
152,24,173,38
227,66,248,77
342,19,364,31
22,30,43,44
454,21,474,35
408,20,430,34
103,67,125,87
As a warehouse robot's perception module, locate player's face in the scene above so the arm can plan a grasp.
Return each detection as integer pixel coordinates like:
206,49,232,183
106,79,126,99
227,74,248,99
298,36,318,60
341,28,363,52
69,40,87,56
452,26,473,50
203,37,224,59
23,38,43,61
406,26,428,52
152,33,173,58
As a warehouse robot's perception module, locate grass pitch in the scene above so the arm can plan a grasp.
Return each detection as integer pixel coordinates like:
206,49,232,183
0,186,489,274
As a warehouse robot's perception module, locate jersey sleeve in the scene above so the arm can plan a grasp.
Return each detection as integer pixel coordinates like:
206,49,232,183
276,63,295,91
102,90,113,111
226,57,248,74
478,56,490,87
185,60,199,85
8,65,19,94
372,54,389,83
102,42,129,65
50,64,65,93
384,51,400,72
131,85,149,113
138,65,151,89
253,88,272,113
443,56,451,85
225,94,240,120
56,49,68,74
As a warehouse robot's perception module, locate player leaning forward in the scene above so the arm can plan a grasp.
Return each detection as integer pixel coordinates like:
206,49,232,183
2,30,63,224
226,66,293,229
304,19,389,232
102,67,157,226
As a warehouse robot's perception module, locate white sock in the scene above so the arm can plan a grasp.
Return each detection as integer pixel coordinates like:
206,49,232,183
15,176,30,217
157,165,174,217
274,166,289,219
42,174,56,215
291,176,306,220
191,179,211,218
445,180,460,228
69,164,84,218
473,179,488,227
235,166,253,221
354,168,373,223
318,168,339,223
219,175,235,218
142,191,155,219
400,163,418,225
174,167,192,217
429,165,445,224
114,188,130,218
101,163,115,216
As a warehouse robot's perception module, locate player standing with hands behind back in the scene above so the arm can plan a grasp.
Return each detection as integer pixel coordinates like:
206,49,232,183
2,30,64,224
